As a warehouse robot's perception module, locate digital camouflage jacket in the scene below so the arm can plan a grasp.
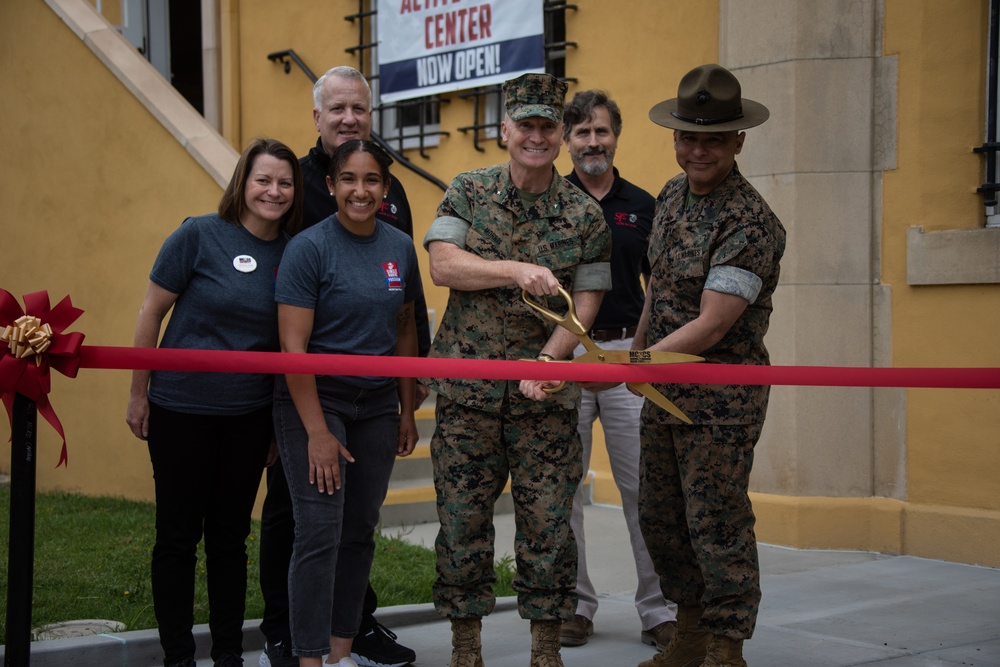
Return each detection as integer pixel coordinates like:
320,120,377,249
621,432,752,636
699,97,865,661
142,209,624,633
426,163,611,415
647,164,786,425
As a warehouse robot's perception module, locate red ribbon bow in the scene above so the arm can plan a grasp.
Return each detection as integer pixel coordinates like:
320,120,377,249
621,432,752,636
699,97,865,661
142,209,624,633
1,289,85,467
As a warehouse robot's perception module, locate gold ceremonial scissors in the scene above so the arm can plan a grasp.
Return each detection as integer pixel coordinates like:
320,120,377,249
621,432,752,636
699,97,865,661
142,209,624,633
522,286,703,423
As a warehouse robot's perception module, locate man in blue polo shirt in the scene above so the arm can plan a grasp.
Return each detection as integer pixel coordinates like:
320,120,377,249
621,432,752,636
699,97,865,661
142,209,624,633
559,90,679,653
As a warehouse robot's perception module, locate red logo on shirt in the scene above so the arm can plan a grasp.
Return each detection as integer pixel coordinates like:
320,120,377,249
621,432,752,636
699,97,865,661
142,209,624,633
379,201,399,221
383,261,402,291
614,212,637,227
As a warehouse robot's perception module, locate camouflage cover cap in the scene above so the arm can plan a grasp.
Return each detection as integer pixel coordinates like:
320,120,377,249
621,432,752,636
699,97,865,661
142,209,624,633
503,73,568,123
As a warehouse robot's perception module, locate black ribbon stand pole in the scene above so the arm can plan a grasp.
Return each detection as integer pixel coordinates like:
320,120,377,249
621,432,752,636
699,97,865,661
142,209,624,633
5,392,38,666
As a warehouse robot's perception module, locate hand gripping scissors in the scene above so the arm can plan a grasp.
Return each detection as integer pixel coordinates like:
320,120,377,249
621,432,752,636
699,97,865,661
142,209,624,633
522,286,703,423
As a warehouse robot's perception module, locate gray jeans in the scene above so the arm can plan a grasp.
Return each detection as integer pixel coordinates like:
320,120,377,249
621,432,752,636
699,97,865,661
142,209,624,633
273,376,399,658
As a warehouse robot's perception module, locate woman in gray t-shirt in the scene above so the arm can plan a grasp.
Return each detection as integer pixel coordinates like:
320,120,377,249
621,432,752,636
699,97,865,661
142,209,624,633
126,138,303,667
273,140,419,667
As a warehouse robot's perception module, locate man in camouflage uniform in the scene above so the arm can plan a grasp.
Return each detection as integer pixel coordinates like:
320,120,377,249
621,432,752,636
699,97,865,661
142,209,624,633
422,72,611,667
635,64,785,667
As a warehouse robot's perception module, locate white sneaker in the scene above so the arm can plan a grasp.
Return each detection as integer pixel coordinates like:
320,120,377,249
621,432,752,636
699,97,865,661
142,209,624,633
259,652,270,667
325,658,360,667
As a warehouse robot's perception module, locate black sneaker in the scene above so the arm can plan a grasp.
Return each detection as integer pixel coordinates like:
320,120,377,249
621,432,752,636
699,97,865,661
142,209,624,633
260,639,298,667
350,622,416,667
214,655,243,667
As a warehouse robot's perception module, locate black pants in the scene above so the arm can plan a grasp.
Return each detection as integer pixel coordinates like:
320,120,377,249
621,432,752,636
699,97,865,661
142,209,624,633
258,455,379,644
147,403,271,664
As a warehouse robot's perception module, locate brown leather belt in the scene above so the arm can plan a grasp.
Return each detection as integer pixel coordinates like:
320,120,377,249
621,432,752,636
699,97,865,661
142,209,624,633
589,325,638,343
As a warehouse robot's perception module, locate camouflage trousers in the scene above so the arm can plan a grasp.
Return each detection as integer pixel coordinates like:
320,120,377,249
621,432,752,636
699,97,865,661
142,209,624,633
430,395,581,622
638,406,762,640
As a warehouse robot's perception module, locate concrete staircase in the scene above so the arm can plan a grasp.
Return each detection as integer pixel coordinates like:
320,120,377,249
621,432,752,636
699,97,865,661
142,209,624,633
380,397,594,529
379,399,515,529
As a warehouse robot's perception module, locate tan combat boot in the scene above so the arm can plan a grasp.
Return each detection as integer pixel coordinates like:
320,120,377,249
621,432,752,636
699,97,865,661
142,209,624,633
529,620,564,667
637,607,710,667
450,618,484,667
702,635,747,667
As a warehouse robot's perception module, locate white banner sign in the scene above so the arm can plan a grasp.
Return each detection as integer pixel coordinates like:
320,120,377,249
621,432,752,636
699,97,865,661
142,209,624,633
377,0,545,103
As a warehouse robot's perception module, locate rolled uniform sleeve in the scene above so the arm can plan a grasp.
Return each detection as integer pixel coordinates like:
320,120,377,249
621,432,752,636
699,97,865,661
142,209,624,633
573,262,612,292
705,265,762,304
574,195,612,292
423,215,470,250
708,218,781,305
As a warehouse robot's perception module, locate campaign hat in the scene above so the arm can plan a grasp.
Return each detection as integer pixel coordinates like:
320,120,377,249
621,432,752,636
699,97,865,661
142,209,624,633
649,63,769,132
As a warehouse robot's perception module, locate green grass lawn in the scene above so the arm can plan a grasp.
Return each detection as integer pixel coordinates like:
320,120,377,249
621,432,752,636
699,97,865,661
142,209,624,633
0,486,515,639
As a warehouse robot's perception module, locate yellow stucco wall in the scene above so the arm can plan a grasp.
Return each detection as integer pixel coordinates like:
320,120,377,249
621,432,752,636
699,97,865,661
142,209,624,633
0,0,224,501
882,0,1000,562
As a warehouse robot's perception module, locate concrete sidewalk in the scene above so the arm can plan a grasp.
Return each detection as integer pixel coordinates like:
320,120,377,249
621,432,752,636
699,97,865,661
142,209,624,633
382,505,1000,666
5,505,1000,666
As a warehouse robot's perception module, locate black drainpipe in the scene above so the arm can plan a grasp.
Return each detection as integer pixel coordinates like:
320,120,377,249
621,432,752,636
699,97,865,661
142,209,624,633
974,0,999,219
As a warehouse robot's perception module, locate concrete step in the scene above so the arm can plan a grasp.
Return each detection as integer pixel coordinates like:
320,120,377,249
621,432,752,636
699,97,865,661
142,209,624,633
382,401,439,527
414,403,436,440
381,482,517,529
389,442,433,483
381,464,517,528
381,397,592,529
386,434,512,527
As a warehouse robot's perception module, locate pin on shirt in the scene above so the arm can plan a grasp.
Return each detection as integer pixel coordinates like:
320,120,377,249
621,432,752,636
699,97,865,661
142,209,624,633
233,255,258,273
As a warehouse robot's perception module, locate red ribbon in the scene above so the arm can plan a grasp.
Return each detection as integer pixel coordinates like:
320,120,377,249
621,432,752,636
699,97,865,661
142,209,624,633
77,346,1000,389
1,290,85,467
4,288,999,469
